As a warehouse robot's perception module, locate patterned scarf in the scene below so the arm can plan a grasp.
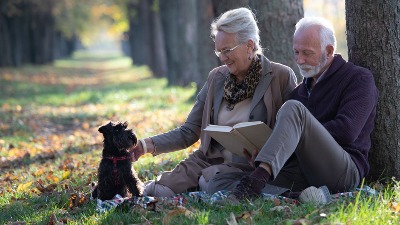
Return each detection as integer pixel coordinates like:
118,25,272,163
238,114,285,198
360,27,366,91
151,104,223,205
223,55,262,110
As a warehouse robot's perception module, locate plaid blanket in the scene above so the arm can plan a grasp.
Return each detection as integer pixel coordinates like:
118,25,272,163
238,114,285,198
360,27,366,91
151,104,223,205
95,186,376,213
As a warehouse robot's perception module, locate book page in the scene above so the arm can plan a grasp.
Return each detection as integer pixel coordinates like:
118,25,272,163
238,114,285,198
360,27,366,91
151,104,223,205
204,126,256,157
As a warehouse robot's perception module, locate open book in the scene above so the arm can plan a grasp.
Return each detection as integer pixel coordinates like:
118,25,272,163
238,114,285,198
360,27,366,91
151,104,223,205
203,121,272,158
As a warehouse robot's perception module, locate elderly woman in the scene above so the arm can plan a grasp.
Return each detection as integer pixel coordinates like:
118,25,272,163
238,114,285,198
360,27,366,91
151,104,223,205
130,7,297,197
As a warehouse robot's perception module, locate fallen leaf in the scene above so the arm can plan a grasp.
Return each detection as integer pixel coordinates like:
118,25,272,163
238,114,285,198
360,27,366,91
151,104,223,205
82,122,90,130
35,181,57,193
61,171,71,180
69,192,89,209
46,173,59,183
390,202,400,212
47,213,64,225
162,206,194,224
33,168,45,177
17,181,33,192
0,159,11,168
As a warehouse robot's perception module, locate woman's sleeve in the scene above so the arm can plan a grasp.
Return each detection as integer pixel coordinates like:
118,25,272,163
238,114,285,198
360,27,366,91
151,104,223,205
149,81,208,155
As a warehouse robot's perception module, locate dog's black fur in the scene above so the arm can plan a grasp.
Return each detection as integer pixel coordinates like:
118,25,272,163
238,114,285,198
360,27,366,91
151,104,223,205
92,121,143,200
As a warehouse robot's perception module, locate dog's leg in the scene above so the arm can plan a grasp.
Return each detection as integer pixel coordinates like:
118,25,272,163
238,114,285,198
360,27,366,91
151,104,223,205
125,171,142,197
91,185,99,199
97,162,118,200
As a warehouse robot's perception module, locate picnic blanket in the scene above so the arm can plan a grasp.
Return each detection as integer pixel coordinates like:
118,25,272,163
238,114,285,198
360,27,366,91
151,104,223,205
95,186,377,213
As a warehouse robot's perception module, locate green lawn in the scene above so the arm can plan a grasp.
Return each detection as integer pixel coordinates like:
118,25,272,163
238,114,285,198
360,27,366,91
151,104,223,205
0,51,399,225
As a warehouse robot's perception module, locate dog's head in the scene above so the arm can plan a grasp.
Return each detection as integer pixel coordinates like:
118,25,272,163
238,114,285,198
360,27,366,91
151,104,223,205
98,121,137,153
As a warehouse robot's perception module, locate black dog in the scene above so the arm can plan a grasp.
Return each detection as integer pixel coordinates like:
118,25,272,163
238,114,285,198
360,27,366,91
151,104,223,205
92,121,143,200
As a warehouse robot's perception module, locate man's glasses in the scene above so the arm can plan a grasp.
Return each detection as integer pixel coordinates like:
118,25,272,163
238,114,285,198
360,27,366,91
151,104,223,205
214,43,242,57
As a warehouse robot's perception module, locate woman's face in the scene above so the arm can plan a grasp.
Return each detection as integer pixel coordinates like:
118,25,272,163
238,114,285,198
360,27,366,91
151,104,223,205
214,31,252,80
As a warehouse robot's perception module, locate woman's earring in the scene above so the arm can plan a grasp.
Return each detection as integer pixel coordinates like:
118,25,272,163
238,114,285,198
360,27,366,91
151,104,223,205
248,55,251,60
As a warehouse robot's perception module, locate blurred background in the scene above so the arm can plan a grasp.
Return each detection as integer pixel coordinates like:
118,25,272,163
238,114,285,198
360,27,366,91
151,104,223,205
0,0,346,87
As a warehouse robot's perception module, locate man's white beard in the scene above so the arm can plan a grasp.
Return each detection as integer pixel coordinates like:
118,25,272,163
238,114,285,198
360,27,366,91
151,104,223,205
298,52,328,78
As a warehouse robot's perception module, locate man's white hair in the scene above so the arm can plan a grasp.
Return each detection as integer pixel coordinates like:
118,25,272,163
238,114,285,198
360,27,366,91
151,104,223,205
295,17,337,53
211,7,262,55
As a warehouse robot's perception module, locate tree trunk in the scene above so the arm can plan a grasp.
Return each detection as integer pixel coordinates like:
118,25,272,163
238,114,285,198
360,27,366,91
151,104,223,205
160,0,179,85
53,31,76,59
149,0,167,78
195,0,218,89
346,0,400,180
0,8,12,67
127,0,167,78
30,0,55,64
127,0,151,67
212,0,249,16
250,0,303,81
160,0,198,86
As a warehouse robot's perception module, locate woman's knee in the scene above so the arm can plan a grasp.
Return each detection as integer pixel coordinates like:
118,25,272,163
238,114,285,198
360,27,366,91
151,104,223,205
207,172,244,194
143,180,176,197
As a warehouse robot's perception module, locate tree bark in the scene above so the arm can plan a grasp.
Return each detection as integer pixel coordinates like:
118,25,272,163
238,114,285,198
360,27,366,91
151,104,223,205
29,0,55,64
0,8,12,67
160,0,198,86
149,0,167,78
250,0,303,80
195,0,218,88
159,0,179,85
212,0,249,16
127,0,151,67
346,0,400,179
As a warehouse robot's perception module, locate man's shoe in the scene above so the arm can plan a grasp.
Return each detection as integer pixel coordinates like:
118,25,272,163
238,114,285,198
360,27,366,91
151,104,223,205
299,186,331,205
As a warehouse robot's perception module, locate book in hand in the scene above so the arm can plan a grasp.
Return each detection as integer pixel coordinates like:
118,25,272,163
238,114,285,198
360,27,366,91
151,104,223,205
203,121,272,158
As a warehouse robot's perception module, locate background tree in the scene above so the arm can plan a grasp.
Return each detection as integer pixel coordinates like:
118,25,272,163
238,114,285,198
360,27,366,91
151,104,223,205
127,0,151,68
0,0,89,67
250,0,303,80
159,0,198,86
195,0,219,89
346,0,400,179
148,0,167,78
212,0,248,16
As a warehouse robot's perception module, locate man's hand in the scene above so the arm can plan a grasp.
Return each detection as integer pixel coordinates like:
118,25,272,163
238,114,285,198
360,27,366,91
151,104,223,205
243,148,259,168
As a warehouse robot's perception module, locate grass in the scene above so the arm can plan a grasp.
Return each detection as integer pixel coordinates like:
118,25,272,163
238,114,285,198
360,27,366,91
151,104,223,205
0,50,399,225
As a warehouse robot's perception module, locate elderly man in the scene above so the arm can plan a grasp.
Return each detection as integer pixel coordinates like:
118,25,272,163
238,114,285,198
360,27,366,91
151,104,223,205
224,17,378,201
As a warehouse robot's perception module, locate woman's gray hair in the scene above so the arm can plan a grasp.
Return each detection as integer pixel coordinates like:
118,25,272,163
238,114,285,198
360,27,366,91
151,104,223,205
211,7,262,55
294,17,337,53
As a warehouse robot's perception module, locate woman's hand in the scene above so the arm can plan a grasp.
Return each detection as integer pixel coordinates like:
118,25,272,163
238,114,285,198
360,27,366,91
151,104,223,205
243,148,259,168
130,138,155,162
130,140,145,162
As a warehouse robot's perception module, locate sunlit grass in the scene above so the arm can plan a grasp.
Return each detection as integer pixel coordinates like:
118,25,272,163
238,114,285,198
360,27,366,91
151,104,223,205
54,51,132,70
328,180,400,225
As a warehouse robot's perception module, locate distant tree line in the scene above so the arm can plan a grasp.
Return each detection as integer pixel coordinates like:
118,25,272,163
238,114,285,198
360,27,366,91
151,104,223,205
0,0,85,67
0,0,303,86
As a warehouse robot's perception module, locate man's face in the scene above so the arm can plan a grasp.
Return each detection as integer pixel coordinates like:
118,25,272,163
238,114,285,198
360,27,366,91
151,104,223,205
293,27,328,78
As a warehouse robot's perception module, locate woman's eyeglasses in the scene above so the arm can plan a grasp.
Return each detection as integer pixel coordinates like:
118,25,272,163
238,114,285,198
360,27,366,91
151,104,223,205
214,43,242,57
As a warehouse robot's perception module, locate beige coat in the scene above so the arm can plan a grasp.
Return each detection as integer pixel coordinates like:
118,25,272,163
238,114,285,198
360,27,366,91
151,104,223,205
150,55,297,193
